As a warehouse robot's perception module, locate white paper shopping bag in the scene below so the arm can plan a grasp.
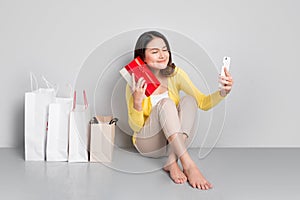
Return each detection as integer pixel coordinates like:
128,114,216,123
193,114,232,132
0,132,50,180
46,97,73,161
90,116,117,162
68,90,91,162
24,74,56,161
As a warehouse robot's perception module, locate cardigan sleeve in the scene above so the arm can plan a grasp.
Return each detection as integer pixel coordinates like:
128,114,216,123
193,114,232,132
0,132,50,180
125,84,145,132
176,68,225,111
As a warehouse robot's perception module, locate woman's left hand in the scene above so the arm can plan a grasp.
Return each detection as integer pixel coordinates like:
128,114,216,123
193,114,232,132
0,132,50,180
219,68,233,97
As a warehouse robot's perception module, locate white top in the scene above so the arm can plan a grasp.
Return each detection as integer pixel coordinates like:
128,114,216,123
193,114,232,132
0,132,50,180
150,91,169,107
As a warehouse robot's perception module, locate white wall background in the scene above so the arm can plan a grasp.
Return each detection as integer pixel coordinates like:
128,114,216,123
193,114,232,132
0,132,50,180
1,0,299,148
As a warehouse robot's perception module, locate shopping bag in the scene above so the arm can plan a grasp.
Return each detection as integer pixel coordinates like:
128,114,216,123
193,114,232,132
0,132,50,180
46,97,73,161
24,73,56,161
90,116,118,162
68,90,91,162
119,56,160,96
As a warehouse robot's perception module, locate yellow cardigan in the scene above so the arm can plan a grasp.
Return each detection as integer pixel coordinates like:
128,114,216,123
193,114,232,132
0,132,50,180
125,67,225,144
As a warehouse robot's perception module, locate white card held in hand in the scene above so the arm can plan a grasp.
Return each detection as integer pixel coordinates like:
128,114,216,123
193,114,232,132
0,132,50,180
219,56,231,88
220,56,230,76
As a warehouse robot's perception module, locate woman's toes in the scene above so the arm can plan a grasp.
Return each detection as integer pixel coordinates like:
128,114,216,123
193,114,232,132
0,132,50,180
173,177,180,184
164,162,189,184
180,175,186,184
178,177,183,183
183,164,213,190
205,184,209,190
200,183,205,190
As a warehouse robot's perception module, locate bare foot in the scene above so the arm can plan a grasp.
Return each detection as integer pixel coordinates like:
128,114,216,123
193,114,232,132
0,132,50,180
183,164,213,190
163,162,187,184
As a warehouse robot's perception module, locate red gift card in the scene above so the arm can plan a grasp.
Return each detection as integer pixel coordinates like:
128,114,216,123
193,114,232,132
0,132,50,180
120,57,160,96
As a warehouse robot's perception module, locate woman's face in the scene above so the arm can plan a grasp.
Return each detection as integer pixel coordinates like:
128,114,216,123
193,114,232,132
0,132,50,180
144,37,169,70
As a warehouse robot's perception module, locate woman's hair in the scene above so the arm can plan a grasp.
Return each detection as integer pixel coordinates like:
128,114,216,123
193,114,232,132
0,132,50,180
134,31,176,76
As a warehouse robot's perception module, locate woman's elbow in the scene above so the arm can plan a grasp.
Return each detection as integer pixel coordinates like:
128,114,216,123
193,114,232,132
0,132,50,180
199,104,212,111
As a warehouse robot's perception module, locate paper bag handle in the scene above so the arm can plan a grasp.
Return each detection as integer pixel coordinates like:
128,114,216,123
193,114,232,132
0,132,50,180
109,118,118,125
72,91,76,110
72,90,88,110
42,76,59,95
83,90,88,109
30,72,38,92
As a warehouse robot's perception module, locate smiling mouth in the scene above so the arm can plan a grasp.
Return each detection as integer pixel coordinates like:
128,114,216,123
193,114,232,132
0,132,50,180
157,60,167,63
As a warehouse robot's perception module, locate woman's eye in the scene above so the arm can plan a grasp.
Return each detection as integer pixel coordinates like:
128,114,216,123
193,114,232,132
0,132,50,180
163,49,168,52
152,51,158,54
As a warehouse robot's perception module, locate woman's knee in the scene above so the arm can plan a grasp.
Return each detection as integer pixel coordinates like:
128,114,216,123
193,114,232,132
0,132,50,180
158,98,175,106
181,95,197,106
156,98,176,111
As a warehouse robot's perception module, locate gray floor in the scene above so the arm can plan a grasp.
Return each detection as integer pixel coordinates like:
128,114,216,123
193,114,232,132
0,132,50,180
0,148,299,200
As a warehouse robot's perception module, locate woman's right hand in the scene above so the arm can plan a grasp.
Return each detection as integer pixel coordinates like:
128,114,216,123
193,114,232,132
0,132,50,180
130,73,147,111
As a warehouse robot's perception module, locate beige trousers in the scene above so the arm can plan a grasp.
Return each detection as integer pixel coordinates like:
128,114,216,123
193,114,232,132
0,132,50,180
134,95,198,158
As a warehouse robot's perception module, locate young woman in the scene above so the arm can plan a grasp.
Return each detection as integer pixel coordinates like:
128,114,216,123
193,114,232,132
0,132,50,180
125,31,233,190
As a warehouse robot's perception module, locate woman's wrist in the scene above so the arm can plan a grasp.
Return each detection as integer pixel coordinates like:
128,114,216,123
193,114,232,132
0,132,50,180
219,90,227,97
133,100,143,111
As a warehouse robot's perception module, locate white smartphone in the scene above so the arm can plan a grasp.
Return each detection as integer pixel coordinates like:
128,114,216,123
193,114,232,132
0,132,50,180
219,56,231,87
221,56,230,76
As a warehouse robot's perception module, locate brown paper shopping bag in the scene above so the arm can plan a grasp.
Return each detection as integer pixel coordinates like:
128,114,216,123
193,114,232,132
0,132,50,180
90,116,118,162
